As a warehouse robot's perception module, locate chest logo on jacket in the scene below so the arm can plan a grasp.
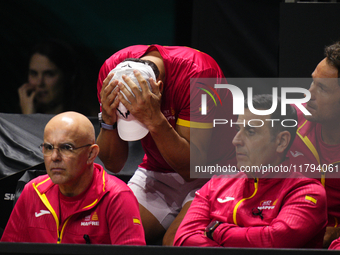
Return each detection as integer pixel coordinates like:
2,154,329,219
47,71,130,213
257,199,277,210
35,210,51,218
217,196,235,203
290,150,304,158
81,212,99,226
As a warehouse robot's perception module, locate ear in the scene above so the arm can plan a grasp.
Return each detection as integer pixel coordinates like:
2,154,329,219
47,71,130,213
151,78,163,95
276,131,291,154
87,144,100,165
157,80,164,94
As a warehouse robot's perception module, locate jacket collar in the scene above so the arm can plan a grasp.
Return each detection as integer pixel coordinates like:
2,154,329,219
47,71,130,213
33,163,107,210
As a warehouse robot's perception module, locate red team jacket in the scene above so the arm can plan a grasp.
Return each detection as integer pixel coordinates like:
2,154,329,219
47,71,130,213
1,164,145,245
289,105,340,227
174,161,327,248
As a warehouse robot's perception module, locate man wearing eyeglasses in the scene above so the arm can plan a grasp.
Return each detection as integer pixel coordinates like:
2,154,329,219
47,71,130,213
1,111,145,245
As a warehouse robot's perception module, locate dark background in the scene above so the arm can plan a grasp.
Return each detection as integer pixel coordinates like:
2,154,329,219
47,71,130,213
1,0,340,114
1,0,340,236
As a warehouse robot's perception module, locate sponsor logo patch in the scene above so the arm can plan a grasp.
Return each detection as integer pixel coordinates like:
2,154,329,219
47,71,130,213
81,212,99,226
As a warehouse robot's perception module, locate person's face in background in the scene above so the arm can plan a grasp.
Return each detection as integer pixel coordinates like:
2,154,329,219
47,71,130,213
28,53,65,107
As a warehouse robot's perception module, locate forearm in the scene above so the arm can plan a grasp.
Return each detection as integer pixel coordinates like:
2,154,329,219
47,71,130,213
214,198,327,248
148,116,194,181
213,224,269,248
175,230,220,247
174,185,219,247
213,223,315,248
97,129,128,173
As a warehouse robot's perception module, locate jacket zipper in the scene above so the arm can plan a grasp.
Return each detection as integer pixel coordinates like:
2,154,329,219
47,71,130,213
232,178,258,225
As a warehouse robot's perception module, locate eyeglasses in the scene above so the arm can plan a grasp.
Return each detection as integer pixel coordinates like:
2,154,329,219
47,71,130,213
39,143,92,156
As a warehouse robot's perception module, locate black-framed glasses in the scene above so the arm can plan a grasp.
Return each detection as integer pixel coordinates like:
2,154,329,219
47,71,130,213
39,143,92,156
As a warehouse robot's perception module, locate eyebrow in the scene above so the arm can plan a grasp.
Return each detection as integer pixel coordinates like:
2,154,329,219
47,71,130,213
234,121,256,129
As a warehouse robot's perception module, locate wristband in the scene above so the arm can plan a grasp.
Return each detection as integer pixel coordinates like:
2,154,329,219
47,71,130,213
100,122,117,130
98,112,117,130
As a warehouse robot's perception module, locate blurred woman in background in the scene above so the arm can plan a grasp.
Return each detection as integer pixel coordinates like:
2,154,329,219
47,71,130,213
18,39,97,116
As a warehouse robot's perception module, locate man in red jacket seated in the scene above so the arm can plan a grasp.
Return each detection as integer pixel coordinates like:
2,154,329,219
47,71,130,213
1,112,145,245
174,95,327,248
287,41,340,248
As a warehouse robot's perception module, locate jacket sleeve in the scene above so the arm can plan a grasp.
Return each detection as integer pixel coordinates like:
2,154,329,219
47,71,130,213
1,184,31,242
329,237,340,250
106,189,145,245
213,181,327,248
174,182,220,247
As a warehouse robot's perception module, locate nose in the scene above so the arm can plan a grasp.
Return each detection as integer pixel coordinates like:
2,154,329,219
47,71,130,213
232,130,244,147
308,81,316,100
31,74,44,88
50,148,62,161
37,74,45,88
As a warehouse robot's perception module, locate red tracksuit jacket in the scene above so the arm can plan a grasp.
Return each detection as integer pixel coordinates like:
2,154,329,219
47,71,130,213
288,105,340,227
1,164,145,245
174,164,327,248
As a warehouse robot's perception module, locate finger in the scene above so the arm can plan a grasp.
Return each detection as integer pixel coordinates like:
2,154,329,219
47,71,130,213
18,83,32,92
118,80,136,104
29,90,37,100
100,72,115,98
102,79,119,103
18,83,28,91
18,84,35,98
103,72,114,89
117,91,132,112
133,70,151,95
121,74,141,96
18,85,25,95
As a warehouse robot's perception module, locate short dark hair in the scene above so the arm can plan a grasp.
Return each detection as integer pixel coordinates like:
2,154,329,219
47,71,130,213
123,58,160,79
244,94,298,155
325,41,340,78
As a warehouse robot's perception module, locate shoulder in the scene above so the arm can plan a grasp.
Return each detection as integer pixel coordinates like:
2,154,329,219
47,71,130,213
106,45,148,62
103,172,132,194
282,174,325,194
102,173,138,206
101,45,149,72
162,46,223,76
27,174,51,190
17,174,51,201
203,173,246,192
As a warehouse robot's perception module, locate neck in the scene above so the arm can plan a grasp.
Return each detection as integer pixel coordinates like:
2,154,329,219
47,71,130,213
321,123,340,145
141,51,166,81
245,157,286,179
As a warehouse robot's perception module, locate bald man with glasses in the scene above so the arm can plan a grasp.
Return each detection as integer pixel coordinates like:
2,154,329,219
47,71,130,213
1,111,145,245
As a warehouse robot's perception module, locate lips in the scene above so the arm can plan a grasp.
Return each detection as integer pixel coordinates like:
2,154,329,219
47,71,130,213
50,167,65,172
36,90,48,98
306,102,316,111
236,152,247,158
